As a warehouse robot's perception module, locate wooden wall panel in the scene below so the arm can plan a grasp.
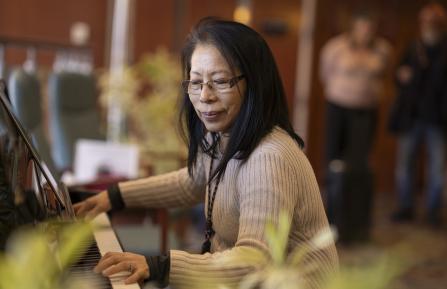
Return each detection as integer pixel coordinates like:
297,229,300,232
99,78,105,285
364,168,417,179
0,0,108,68
133,0,176,58
133,0,237,59
252,0,301,110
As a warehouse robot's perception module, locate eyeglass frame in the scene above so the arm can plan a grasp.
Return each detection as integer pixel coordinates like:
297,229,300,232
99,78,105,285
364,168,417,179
182,75,245,95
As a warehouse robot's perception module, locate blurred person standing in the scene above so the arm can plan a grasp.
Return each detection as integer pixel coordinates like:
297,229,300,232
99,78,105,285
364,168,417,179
320,11,392,243
389,3,447,226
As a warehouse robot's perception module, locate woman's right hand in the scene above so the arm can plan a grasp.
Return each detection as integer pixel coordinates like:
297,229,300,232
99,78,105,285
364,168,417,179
73,191,112,219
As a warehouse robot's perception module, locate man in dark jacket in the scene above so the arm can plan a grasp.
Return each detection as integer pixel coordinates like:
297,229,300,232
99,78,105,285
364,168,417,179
389,3,447,225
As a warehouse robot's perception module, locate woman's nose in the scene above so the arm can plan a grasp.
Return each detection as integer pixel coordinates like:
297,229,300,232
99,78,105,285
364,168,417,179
199,83,216,103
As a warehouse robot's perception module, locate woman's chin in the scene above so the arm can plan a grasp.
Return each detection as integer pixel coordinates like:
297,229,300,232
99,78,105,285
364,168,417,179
202,121,229,133
203,124,224,133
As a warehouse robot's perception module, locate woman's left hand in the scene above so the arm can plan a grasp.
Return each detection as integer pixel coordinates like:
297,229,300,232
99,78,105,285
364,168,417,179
94,252,150,284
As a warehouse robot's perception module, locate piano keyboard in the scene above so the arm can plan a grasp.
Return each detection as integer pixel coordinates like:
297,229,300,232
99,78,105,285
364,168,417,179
70,241,113,289
69,213,141,289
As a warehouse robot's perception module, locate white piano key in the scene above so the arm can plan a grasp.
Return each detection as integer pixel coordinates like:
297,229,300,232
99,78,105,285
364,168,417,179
92,213,141,289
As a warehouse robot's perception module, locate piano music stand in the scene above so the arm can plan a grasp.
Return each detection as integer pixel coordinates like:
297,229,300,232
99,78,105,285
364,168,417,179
0,79,74,219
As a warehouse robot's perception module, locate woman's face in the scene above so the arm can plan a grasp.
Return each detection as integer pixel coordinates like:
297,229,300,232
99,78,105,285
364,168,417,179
189,44,246,133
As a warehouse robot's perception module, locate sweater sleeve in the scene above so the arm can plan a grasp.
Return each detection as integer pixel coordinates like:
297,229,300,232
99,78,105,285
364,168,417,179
168,150,335,289
118,154,206,209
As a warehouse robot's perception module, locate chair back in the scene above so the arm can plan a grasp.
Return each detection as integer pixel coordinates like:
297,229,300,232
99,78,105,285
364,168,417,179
48,72,103,171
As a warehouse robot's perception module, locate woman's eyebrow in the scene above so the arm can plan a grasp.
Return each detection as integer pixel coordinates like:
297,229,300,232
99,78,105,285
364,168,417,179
190,70,202,76
190,69,230,76
210,70,230,76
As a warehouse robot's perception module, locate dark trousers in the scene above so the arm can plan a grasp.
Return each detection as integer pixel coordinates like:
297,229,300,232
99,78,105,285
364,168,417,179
325,101,377,243
325,102,377,168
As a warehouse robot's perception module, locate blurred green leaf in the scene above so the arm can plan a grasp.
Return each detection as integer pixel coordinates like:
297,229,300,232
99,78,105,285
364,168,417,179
0,221,94,289
289,227,336,267
265,212,291,266
218,247,268,268
57,221,93,269
325,254,406,289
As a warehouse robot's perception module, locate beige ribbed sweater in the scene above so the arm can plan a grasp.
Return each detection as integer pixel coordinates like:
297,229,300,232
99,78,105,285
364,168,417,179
119,127,338,289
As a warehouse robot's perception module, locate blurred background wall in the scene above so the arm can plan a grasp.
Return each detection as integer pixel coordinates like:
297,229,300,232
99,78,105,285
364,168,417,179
0,0,109,67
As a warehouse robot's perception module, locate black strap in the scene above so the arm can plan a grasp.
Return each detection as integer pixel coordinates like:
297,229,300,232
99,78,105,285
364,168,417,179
145,255,170,288
201,145,220,254
107,184,125,211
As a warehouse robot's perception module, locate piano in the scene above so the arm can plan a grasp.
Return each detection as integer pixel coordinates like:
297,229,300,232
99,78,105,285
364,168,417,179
0,80,140,289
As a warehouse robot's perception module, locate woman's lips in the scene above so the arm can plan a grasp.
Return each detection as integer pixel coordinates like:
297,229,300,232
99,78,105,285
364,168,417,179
201,111,222,121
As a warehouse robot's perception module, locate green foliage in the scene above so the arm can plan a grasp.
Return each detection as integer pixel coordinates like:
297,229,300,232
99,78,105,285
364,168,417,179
131,48,185,161
98,66,139,114
326,254,405,289
213,212,412,289
99,47,186,174
0,221,94,289
265,213,291,266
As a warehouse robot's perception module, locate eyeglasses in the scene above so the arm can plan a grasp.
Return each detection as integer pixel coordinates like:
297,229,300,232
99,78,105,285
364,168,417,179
182,75,244,95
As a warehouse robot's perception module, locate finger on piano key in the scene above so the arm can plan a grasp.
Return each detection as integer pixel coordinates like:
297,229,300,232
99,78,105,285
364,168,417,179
91,213,141,289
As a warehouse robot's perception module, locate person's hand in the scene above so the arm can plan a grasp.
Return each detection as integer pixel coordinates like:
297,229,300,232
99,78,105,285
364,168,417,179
94,252,150,284
397,65,413,84
73,191,111,219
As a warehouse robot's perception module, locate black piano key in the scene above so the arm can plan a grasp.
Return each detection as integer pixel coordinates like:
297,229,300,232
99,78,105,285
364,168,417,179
68,240,113,289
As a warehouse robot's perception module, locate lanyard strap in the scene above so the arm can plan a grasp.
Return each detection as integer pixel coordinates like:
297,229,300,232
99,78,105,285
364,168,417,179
201,147,220,254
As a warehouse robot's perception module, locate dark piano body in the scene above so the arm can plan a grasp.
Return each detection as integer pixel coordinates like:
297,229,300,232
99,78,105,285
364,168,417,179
0,80,140,289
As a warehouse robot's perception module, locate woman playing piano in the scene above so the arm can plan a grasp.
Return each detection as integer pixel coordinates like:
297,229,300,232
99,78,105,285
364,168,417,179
74,18,338,289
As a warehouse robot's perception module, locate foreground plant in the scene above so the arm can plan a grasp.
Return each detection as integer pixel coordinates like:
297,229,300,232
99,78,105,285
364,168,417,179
215,213,335,289
186,211,413,289
0,221,94,289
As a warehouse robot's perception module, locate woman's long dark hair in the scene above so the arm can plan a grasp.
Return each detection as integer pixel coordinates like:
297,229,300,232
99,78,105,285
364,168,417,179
179,18,304,181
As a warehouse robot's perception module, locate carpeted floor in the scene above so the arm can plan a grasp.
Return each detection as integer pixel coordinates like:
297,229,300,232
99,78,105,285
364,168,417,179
337,193,447,289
